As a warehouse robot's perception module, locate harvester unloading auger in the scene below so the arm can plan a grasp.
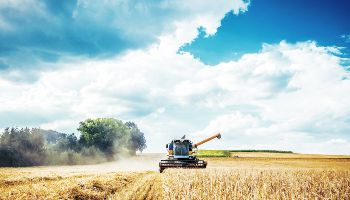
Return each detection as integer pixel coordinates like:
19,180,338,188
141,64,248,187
159,133,221,173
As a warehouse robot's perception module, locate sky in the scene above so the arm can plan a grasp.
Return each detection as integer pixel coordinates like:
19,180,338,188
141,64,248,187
0,0,350,154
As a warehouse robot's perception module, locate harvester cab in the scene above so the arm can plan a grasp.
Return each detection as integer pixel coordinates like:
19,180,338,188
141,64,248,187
166,139,195,160
159,133,221,173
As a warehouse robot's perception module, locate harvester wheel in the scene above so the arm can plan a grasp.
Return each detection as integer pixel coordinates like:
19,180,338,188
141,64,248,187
159,167,164,173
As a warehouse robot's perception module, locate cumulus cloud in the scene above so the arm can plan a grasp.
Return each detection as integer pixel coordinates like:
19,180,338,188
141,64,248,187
191,42,350,154
2,39,350,154
0,0,350,154
0,0,249,76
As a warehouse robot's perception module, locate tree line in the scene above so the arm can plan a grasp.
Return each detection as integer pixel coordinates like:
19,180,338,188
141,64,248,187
0,118,146,167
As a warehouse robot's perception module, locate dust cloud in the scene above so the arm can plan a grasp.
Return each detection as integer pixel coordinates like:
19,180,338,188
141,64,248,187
14,153,167,177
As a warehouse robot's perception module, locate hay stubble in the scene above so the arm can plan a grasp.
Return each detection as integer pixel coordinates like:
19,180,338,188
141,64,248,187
0,153,349,200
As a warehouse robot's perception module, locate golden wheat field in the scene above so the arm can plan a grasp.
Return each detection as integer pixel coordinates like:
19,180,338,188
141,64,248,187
0,153,349,200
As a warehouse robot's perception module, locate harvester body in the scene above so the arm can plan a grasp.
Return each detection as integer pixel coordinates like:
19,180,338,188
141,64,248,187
159,133,221,172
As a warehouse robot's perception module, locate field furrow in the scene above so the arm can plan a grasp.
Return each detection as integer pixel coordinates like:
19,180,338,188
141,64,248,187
111,172,163,200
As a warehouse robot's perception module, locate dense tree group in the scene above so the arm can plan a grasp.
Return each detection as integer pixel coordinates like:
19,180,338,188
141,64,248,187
78,118,147,158
0,128,46,166
0,118,147,167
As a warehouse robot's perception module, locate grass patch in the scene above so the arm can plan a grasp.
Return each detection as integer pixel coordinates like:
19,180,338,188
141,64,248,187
230,150,293,153
197,150,231,157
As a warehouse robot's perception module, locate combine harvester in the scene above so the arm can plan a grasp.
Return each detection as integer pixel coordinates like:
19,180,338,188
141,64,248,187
159,133,221,173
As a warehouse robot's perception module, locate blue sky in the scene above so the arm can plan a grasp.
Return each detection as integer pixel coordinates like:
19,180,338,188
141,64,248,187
1,0,349,69
0,0,152,72
181,0,350,64
0,0,350,154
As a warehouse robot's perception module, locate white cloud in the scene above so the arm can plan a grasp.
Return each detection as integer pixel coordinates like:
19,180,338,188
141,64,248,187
0,0,250,78
190,41,350,154
1,1,350,155
2,39,350,154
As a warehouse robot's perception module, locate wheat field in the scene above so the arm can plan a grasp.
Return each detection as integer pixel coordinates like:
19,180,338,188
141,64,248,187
163,169,350,200
0,153,349,200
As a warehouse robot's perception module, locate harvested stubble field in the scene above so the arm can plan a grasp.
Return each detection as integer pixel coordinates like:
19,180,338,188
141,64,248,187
0,153,349,200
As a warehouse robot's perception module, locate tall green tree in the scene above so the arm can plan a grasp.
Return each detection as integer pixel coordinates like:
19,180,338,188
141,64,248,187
78,118,131,158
